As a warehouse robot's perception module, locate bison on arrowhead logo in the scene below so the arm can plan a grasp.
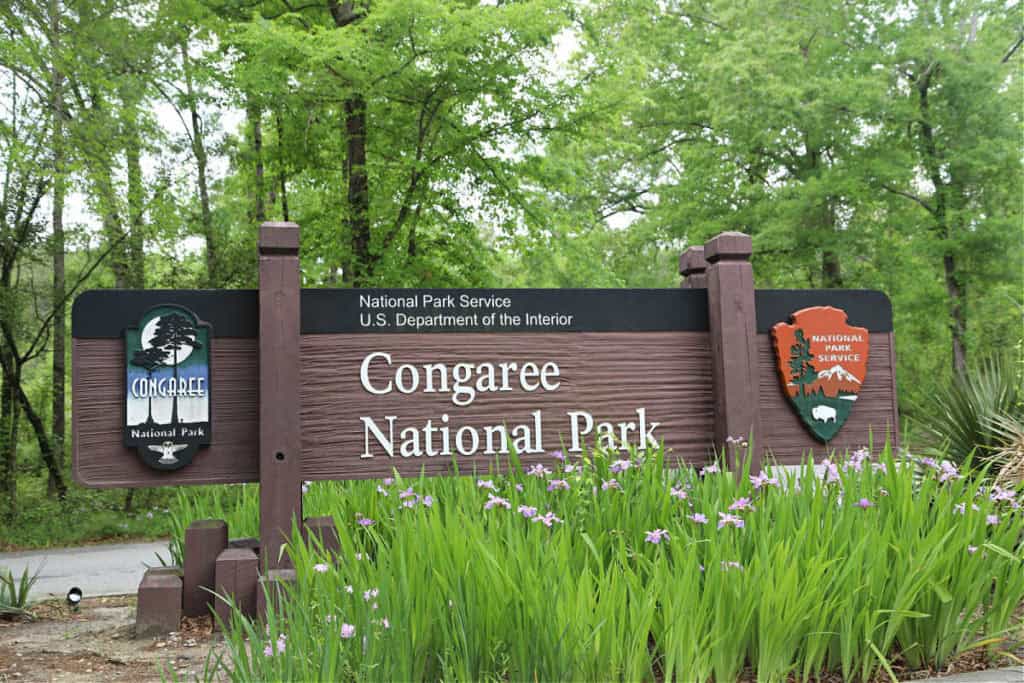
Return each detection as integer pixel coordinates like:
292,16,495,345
771,306,868,442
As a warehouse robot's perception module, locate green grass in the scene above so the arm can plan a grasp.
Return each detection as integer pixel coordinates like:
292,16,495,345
167,443,1024,683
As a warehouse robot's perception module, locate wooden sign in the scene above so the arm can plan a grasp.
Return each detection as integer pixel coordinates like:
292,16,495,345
72,246,899,489
772,307,869,442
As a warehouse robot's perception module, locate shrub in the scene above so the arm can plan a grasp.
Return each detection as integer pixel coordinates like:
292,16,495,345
0,566,39,618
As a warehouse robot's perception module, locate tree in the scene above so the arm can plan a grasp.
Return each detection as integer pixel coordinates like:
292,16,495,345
149,313,202,425
788,330,817,398
131,345,168,425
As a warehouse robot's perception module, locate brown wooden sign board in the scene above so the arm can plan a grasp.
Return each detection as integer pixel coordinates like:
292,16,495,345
72,231,898,491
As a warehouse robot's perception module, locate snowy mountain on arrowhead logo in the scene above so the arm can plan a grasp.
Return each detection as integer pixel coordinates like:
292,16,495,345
811,364,862,396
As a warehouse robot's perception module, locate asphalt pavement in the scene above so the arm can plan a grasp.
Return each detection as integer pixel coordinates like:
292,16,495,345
0,540,170,600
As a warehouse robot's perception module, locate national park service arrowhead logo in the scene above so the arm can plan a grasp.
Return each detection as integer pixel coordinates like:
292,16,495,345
124,305,211,470
772,307,868,442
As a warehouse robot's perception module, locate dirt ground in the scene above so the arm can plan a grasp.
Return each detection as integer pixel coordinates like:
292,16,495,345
0,596,224,683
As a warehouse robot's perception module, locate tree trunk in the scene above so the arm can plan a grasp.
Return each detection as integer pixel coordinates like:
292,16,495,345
944,252,967,376
821,251,842,288
276,111,289,222
247,99,265,222
49,0,66,497
15,376,66,499
181,41,215,286
344,95,370,287
0,351,19,519
125,101,145,289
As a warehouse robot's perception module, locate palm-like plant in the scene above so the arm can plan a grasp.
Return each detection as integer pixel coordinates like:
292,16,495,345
913,355,1022,473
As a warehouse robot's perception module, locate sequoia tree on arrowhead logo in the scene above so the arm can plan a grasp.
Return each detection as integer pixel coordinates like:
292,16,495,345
772,307,869,442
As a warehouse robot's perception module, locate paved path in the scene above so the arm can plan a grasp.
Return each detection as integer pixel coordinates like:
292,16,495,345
0,540,170,601
923,668,1023,682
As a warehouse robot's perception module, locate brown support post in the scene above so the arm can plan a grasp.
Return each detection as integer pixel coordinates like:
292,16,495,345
214,547,259,627
259,222,302,572
136,568,183,638
679,246,707,288
182,519,228,617
704,232,761,472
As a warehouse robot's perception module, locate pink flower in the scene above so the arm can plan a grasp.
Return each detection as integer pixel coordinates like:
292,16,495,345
380,617,390,629
700,463,719,476
526,464,551,477
477,479,497,491
750,472,779,489
532,511,562,527
313,563,329,573
855,498,873,509
720,560,743,571
728,497,754,512
717,512,745,529
518,505,538,519
967,545,979,555
263,644,273,657
687,512,708,525
276,635,287,654
398,487,416,500
986,514,999,526
602,479,621,491
609,459,632,474
550,450,566,461
822,459,840,484
356,513,375,527
872,462,887,474
382,477,394,486
376,485,389,496
422,495,434,507
954,502,966,515
340,623,355,639
939,461,960,483
484,494,511,510
547,479,570,492
363,588,379,601
670,486,688,500
645,529,670,544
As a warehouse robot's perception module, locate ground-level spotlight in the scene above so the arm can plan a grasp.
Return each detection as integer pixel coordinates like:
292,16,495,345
66,587,82,611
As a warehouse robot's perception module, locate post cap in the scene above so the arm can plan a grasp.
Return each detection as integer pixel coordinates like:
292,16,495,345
259,222,300,254
679,246,707,275
704,231,752,263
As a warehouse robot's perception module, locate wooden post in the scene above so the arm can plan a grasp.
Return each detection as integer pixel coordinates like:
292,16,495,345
679,246,707,288
214,547,259,626
703,232,761,472
182,519,228,617
259,222,302,571
136,569,183,637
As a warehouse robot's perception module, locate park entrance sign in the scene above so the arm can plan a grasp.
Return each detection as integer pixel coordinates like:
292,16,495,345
72,225,900,596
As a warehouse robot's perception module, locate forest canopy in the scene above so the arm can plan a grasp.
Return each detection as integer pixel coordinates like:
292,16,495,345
0,0,1021,513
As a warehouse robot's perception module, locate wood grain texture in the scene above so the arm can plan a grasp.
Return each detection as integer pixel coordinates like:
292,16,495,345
758,332,899,463
72,337,259,487
299,332,715,479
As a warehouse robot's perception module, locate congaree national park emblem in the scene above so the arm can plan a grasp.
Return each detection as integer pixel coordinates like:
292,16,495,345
771,306,868,442
124,305,211,470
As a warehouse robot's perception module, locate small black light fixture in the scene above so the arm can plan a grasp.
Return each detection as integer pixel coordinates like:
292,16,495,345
66,587,82,611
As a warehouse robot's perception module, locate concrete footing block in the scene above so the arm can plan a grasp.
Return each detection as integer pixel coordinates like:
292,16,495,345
183,519,228,617
136,568,182,638
214,548,259,628
303,516,340,556
257,568,297,618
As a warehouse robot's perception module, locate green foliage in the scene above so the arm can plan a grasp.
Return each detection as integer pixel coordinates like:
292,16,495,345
0,565,40,616
172,443,1024,682
914,356,1024,468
